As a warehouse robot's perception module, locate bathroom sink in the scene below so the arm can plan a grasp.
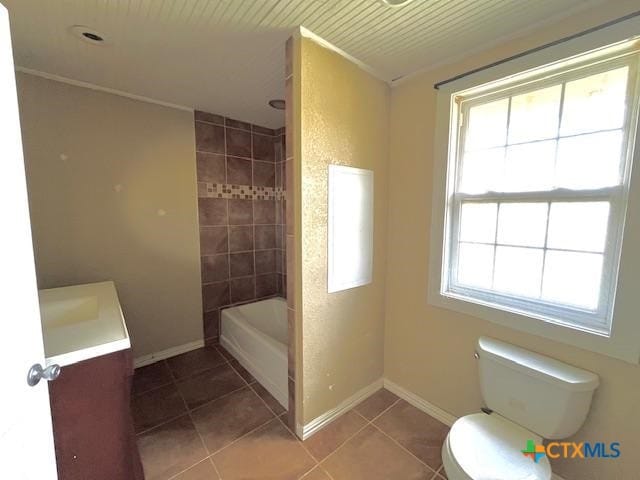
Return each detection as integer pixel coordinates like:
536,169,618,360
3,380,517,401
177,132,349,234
39,281,130,367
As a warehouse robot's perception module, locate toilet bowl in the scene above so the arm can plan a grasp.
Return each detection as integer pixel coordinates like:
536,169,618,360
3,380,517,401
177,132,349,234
442,413,550,480
441,337,599,480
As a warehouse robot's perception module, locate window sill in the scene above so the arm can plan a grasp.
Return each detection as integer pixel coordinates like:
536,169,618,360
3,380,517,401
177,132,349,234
427,285,638,364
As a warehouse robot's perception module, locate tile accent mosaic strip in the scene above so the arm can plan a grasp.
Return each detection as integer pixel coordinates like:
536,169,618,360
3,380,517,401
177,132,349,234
198,182,285,200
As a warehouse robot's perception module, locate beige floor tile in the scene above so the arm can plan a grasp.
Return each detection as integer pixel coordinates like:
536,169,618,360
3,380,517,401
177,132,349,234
177,363,246,410
212,418,316,480
132,382,187,433
373,399,449,470
173,459,220,479
303,410,367,461
251,381,286,415
353,389,399,420
191,386,274,453
167,346,227,380
137,415,208,480
321,425,432,480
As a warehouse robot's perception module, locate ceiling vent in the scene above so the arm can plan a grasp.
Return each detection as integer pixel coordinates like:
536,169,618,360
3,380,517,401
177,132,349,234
69,25,106,45
380,0,415,6
268,99,286,110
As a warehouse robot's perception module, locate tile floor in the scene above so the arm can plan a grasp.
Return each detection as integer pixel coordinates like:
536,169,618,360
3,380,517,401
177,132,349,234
132,345,450,480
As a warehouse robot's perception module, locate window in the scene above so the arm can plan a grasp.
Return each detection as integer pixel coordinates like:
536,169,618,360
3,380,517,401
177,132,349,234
441,50,640,337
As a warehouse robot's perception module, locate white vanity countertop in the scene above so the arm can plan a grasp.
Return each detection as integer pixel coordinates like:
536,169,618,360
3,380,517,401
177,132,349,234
39,281,130,367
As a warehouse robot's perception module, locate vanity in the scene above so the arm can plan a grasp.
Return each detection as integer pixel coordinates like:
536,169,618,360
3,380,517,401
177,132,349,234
39,281,143,480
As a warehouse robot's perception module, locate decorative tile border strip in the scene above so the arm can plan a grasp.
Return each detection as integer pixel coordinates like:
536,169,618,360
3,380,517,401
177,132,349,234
198,182,285,200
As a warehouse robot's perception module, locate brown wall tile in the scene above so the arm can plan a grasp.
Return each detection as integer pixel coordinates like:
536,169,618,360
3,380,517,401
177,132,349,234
204,309,220,340
197,152,226,183
253,125,276,136
230,252,255,278
198,198,228,225
227,157,252,185
195,111,224,125
225,117,251,131
226,128,252,158
196,121,225,154
286,234,295,310
195,110,287,344
254,200,276,224
253,134,276,162
203,281,230,312
256,273,278,297
275,250,283,274
201,254,230,283
255,250,276,274
230,277,255,303
255,225,276,249
228,199,253,225
253,161,276,187
253,161,275,187
229,226,254,252
200,227,228,255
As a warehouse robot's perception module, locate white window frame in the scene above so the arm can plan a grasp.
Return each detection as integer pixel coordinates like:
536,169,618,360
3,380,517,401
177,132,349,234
428,19,640,364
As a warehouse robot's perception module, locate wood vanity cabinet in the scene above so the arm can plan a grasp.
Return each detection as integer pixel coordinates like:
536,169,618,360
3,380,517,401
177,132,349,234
48,348,144,480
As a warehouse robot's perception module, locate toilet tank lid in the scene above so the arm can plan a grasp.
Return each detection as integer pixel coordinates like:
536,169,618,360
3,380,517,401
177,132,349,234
477,337,599,392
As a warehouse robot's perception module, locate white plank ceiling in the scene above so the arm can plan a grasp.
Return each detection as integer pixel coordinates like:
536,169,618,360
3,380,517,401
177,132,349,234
3,0,610,128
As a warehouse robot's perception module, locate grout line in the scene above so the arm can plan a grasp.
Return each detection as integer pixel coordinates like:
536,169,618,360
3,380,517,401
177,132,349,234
362,397,402,423
135,411,192,437
274,413,321,468
369,422,439,475
316,417,373,467
187,383,250,416
207,414,277,458
311,397,403,467
208,456,223,480
165,458,212,480
168,351,252,479
131,379,173,397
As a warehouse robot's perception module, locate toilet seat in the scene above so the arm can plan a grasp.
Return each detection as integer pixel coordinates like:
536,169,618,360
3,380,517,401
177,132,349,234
442,413,551,480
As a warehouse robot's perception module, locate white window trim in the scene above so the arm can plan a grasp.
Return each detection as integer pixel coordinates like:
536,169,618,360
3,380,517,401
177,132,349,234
428,17,640,364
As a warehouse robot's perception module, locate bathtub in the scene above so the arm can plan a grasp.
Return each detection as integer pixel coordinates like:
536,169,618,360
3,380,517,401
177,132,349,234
220,298,288,409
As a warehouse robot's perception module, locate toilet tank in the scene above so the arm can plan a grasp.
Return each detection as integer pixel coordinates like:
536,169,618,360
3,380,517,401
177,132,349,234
477,337,599,439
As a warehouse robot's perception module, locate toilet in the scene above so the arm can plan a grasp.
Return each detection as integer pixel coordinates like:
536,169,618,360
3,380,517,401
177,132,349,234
442,337,599,480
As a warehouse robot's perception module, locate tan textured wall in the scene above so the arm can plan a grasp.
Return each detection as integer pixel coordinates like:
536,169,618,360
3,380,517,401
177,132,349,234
385,2,640,479
299,37,390,423
17,73,202,358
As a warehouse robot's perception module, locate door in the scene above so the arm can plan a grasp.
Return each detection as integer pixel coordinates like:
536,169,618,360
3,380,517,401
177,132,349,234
0,4,58,479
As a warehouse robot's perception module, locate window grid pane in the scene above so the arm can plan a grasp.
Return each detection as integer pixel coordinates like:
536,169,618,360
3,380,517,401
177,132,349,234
459,68,628,195
456,198,607,311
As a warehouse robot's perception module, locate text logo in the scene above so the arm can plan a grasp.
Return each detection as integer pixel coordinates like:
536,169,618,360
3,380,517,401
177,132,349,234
523,440,621,462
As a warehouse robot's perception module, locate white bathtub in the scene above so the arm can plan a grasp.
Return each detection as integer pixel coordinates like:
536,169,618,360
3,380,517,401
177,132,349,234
220,298,288,409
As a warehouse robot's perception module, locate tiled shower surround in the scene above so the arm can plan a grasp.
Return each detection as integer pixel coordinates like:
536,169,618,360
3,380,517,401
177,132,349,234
194,110,286,343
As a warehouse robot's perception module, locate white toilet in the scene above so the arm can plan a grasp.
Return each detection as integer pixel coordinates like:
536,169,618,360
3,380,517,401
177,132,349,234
442,337,599,480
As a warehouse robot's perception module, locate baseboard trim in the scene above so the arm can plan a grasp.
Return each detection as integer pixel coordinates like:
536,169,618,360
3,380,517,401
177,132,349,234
299,378,384,440
133,339,205,368
383,378,457,427
383,378,567,480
